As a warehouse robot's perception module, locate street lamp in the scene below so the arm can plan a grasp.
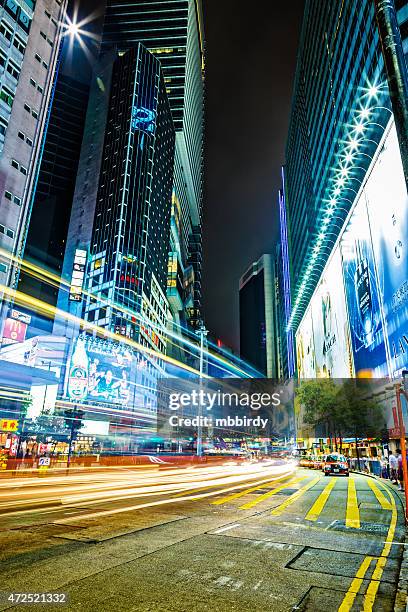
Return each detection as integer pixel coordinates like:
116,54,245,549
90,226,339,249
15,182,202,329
197,323,208,457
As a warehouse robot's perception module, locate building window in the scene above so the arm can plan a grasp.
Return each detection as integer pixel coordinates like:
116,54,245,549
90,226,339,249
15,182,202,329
6,228,13,238
4,191,12,200
30,77,36,87
35,53,41,63
13,34,26,55
14,195,21,205
0,51,7,68
20,165,27,175
0,21,13,42
0,87,14,108
31,109,38,119
40,31,46,40
26,137,32,147
37,85,43,94
0,262,7,273
24,103,30,113
45,10,51,18
11,159,18,169
42,60,48,69
6,60,20,81
18,131,24,140
0,117,8,135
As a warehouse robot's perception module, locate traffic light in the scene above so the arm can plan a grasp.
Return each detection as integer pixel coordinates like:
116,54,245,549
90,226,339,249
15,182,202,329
63,408,84,438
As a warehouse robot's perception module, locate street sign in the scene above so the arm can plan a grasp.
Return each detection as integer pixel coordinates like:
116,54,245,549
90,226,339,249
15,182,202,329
0,419,18,432
38,457,51,466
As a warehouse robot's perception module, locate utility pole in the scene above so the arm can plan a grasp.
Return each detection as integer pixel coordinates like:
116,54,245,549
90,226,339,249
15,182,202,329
197,323,208,456
374,0,408,189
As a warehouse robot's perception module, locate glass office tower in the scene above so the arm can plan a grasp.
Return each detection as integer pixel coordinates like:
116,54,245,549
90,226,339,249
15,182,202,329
283,0,408,336
100,0,205,329
83,44,175,353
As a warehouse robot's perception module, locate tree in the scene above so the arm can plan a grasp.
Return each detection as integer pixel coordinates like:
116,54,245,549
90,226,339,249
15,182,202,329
296,379,342,451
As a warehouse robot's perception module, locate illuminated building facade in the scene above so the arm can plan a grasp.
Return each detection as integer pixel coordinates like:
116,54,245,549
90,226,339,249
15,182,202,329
83,44,175,354
284,0,408,334
281,0,408,380
0,0,66,329
101,0,205,330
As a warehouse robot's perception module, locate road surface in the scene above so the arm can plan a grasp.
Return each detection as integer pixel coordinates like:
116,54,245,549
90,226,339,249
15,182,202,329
0,464,405,611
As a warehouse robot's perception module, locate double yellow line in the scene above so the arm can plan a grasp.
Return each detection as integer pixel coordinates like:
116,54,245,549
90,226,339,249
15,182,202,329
338,480,397,612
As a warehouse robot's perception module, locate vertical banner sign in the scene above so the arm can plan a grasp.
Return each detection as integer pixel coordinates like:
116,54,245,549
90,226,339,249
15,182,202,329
69,249,87,302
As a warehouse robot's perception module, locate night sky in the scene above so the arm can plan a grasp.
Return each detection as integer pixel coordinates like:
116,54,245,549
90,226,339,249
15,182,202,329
67,1,305,351
202,1,305,350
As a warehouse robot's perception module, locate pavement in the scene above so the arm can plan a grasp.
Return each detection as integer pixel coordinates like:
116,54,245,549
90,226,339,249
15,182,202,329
0,465,405,612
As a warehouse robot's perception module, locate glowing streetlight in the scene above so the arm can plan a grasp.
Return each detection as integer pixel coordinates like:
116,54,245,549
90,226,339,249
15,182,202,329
66,21,80,37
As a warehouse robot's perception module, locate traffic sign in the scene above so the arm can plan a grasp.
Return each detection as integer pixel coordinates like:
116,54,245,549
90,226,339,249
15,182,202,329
39,457,51,466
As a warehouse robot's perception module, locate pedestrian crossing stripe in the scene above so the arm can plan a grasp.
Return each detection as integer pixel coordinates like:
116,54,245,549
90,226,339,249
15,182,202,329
271,476,321,516
211,473,294,506
345,478,360,529
305,477,337,521
239,476,308,510
366,479,392,510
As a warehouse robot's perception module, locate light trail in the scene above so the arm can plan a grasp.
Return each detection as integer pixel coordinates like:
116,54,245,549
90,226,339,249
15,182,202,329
0,247,256,378
0,462,296,516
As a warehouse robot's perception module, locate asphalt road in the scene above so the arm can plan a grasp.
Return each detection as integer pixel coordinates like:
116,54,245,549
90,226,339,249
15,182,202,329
0,465,405,612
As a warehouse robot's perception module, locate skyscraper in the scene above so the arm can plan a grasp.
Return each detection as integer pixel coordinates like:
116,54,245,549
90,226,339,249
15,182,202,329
281,0,408,380
283,0,408,335
82,44,175,352
239,254,278,378
18,74,89,332
0,0,66,328
100,0,205,329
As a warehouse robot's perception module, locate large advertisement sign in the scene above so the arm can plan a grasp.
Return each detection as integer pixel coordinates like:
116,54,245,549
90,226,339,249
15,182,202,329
68,337,133,407
296,247,353,378
311,248,353,378
364,125,408,377
296,308,316,378
340,195,389,377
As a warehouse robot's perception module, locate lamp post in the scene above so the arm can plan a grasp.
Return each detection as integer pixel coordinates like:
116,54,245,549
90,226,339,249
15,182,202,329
197,323,208,456
374,0,408,189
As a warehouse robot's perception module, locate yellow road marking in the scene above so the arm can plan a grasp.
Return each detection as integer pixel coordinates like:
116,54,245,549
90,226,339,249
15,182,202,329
346,478,360,528
366,479,392,510
305,477,337,521
338,480,398,612
239,476,307,510
362,484,397,611
271,476,321,516
211,473,293,506
338,556,375,612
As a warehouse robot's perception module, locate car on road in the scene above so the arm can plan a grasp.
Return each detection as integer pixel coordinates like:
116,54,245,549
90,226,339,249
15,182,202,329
298,456,313,468
322,453,349,476
311,456,324,470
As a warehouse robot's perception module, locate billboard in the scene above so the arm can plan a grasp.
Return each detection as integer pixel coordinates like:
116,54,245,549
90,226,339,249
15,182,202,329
68,337,133,407
310,247,353,377
340,193,389,377
296,247,353,378
2,318,27,344
364,124,408,377
296,308,316,378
